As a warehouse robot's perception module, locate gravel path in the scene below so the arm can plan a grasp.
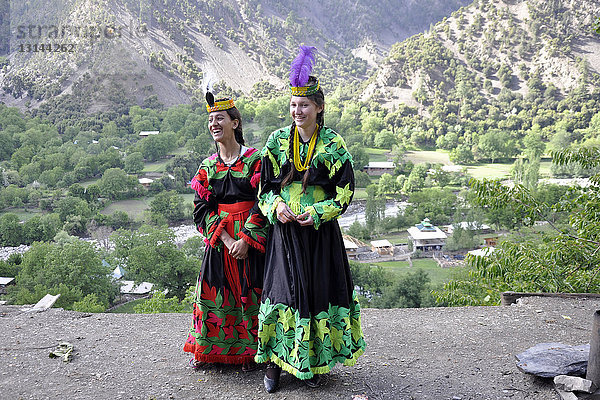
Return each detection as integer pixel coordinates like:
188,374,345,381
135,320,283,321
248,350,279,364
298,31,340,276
0,297,598,400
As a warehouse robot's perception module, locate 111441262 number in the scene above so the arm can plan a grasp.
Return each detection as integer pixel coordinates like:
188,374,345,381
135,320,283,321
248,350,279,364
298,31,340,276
18,43,76,53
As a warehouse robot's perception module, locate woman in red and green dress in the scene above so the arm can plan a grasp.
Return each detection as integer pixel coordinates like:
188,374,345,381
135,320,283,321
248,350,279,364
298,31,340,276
184,94,268,372
255,46,366,392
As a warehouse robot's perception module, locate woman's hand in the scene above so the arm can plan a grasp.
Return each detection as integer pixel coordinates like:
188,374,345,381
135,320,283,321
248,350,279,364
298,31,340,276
229,238,250,259
220,231,236,250
296,211,314,226
276,201,297,224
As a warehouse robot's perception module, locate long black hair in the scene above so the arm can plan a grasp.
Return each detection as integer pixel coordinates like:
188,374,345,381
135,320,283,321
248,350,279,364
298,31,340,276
280,76,324,192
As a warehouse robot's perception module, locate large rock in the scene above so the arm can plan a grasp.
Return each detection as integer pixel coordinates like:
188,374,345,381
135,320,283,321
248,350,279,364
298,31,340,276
515,342,589,378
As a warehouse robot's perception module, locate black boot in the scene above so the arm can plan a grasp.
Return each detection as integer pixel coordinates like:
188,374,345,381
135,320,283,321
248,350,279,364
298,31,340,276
304,373,329,388
263,363,281,393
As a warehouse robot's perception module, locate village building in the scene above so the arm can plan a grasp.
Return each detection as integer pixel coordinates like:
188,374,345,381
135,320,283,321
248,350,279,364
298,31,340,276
138,177,154,188
483,237,498,247
138,130,160,137
111,265,126,280
370,239,394,256
342,235,371,260
119,280,154,297
407,218,447,252
363,161,396,176
468,247,495,258
443,221,492,234
0,277,15,295
343,238,359,259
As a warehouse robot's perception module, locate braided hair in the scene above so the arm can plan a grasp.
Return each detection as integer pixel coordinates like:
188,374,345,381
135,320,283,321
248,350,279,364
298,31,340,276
280,76,324,193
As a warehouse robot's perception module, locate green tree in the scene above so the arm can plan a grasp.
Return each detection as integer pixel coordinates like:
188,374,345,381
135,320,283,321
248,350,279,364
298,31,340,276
12,240,115,309
450,144,474,164
97,168,139,200
0,213,23,246
437,147,600,306
372,269,435,308
374,129,396,149
124,152,145,174
478,129,511,163
111,225,199,299
365,184,385,231
349,143,369,171
72,294,106,313
349,261,390,299
522,127,546,160
406,187,457,226
445,225,477,251
150,190,185,223
133,291,187,313
377,173,397,195
346,220,371,241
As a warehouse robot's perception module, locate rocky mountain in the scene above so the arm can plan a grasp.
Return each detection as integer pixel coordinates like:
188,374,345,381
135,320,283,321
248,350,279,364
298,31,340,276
363,0,600,111
0,0,471,112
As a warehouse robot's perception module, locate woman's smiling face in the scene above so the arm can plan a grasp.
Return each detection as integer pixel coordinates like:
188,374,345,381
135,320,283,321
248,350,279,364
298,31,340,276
289,96,323,129
208,111,238,143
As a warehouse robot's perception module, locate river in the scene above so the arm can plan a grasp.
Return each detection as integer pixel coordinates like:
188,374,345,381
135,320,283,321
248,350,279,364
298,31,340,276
0,201,404,260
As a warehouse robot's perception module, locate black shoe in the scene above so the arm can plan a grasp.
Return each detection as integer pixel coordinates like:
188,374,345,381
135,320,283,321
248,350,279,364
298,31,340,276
263,363,281,393
304,373,328,388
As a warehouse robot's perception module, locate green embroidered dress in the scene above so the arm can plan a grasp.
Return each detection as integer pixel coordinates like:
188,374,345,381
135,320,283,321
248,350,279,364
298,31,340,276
255,125,366,379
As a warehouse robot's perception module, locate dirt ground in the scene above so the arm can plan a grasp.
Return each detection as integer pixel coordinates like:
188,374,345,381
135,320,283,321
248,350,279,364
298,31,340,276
1,296,598,400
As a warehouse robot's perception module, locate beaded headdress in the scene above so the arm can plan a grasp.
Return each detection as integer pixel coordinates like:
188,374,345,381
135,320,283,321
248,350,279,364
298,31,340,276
289,45,320,97
205,91,235,113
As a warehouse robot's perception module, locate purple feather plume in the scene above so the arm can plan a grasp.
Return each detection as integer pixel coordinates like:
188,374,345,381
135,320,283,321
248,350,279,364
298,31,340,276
289,46,316,87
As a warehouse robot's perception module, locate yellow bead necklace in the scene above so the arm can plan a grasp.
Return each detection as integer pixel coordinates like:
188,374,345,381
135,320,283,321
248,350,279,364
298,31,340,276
293,124,319,172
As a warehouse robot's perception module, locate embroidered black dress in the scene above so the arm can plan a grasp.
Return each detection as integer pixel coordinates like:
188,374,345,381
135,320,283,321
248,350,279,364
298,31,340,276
184,147,269,364
254,125,366,379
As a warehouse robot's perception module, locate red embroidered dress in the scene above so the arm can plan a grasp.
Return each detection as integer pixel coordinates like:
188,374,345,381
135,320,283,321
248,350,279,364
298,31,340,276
184,147,268,364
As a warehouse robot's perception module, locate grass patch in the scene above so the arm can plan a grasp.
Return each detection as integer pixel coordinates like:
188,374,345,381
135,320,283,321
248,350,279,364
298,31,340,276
143,160,170,173
465,163,513,180
354,188,368,200
181,193,195,203
100,197,154,219
100,193,195,220
365,148,389,162
372,258,464,286
0,208,42,221
539,160,552,178
372,231,409,245
403,150,451,165
108,298,147,313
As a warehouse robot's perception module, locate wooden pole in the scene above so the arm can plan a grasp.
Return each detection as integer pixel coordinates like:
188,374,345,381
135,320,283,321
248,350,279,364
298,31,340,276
587,310,600,387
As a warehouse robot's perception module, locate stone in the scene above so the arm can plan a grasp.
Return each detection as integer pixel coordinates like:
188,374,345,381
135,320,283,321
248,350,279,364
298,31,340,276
554,375,596,393
555,388,578,400
515,342,589,378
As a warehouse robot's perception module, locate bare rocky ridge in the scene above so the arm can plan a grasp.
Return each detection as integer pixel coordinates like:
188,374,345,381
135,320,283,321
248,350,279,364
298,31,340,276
1,296,598,400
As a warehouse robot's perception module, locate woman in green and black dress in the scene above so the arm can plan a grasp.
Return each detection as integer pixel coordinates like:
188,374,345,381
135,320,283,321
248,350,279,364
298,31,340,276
255,46,366,393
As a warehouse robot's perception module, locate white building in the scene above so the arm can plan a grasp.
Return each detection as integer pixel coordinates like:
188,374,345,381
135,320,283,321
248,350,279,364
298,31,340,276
407,218,447,252
138,177,154,187
363,162,396,176
370,239,394,255
445,221,492,234
139,130,160,137
120,280,154,295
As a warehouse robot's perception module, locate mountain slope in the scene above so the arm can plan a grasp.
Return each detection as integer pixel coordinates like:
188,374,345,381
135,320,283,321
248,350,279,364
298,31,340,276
0,0,471,112
363,0,600,110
